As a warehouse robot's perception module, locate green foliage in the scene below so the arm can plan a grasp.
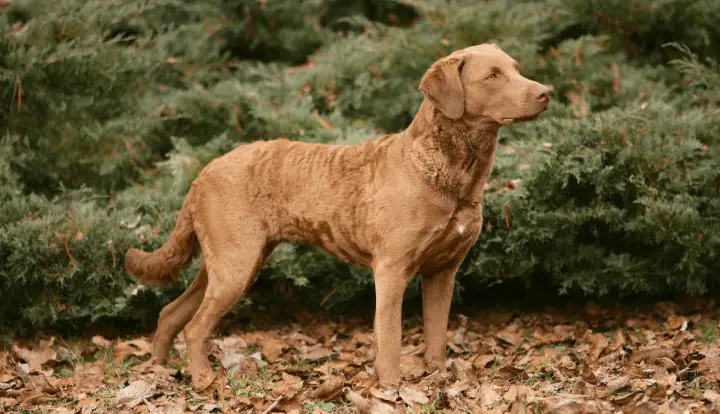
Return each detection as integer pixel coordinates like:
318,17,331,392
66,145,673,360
1,0,719,337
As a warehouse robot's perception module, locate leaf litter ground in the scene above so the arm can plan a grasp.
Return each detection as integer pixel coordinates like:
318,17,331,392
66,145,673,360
2,300,720,413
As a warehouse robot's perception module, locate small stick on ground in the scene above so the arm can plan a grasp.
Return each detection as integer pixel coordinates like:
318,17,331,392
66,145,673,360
260,396,282,414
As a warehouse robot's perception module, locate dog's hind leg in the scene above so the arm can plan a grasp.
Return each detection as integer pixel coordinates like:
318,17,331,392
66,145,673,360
183,235,269,390
151,261,209,365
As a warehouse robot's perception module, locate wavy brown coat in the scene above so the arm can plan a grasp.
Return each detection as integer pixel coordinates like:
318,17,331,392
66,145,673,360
125,43,552,390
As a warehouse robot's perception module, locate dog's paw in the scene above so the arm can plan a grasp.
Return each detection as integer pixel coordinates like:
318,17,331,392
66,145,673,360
424,360,444,374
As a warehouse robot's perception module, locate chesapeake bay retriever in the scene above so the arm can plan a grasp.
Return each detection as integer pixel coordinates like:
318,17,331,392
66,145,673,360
125,43,552,390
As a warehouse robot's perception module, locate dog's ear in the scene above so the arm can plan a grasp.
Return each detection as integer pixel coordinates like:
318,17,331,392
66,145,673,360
419,56,466,120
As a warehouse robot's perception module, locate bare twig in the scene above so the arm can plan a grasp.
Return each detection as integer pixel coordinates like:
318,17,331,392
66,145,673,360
260,397,282,414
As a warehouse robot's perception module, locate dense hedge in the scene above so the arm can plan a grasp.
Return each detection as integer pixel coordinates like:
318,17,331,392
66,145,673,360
1,0,718,337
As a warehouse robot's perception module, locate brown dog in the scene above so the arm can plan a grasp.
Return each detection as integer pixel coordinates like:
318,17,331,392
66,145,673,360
125,43,551,390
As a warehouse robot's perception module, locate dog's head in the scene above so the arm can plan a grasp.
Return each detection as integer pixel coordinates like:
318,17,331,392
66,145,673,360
419,43,552,125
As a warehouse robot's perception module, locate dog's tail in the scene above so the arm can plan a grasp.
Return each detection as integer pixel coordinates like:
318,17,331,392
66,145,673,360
124,188,198,287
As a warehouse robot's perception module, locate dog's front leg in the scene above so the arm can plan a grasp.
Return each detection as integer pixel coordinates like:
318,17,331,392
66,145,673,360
422,262,462,373
373,261,412,388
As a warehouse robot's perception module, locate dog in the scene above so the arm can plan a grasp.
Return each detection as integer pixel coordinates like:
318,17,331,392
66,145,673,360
125,43,552,390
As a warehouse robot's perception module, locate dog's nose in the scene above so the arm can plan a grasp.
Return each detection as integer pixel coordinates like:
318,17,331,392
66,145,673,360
535,85,553,102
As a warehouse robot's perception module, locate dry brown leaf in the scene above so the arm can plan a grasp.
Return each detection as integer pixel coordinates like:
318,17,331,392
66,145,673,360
347,390,398,414
260,337,287,363
611,390,643,406
628,347,673,364
451,314,469,346
91,336,112,348
213,335,249,374
370,386,399,404
299,345,333,362
220,351,245,374
496,365,527,381
695,355,720,376
445,378,471,398
115,380,155,408
472,354,496,371
503,385,519,403
113,338,151,363
547,400,592,413
3,302,719,413
605,375,630,394
703,389,720,405
399,384,428,406
156,402,184,414
666,315,688,331
400,354,426,380
584,331,608,361
12,339,57,372
311,375,344,400
624,402,661,414
479,383,501,408
646,384,668,401
449,358,471,381
130,358,177,377
496,324,523,346
269,372,304,399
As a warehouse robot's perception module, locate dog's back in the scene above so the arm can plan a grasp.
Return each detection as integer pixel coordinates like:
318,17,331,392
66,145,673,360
190,136,399,267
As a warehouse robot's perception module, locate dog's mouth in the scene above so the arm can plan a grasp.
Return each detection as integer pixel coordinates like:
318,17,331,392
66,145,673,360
500,106,548,124
501,113,540,124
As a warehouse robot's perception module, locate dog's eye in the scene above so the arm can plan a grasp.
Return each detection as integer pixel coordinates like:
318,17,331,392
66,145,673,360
487,74,497,80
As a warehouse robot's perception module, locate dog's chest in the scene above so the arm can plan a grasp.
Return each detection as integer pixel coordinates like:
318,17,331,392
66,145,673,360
420,203,483,271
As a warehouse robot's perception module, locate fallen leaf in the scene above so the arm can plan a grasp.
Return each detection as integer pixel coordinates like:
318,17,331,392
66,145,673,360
400,355,426,380
472,354,496,371
113,338,151,363
311,375,344,400
268,372,303,399
611,390,643,406
547,400,591,413
12,339,57,372
504,384,519,402
247,351,267,368
479,383,501,408
449,358,471,381
370,387,399,403
220,350,245,374
299,345,333,362
260,337,287,363
497,365,527,380
347,390,398,414
0,397,17,412
399,384,428,406
496,324,523,346
703,389,720,404
451,314,469,346
629,348,673,363
445,379,471,398
605,375,630,394
91,336,112,348
115,380,155,408
156,402,184,414
214,335,248,374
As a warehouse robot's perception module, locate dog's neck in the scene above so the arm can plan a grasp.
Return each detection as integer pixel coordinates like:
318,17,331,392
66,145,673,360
404,100,501,203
